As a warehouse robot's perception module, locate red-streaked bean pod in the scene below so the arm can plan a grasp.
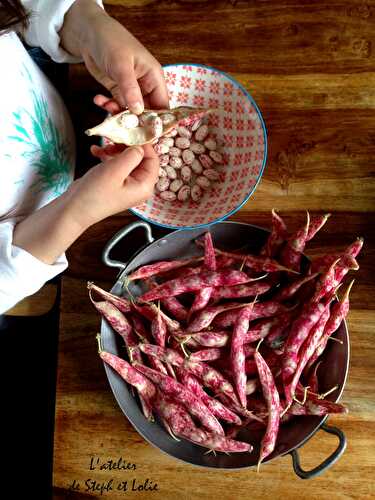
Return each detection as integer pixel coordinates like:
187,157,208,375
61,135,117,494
275,272,319,302
183,331,230,348
151,310,167,347
177,369,242,425
189,348,222,362
306,213,331,242
213,248,294,273
214,300,290,329
189,301,251,332
140,269,251,302
307,361,321,394
100,350,155,420
280,211,310,272
246,378,258,396
134,363,224,435
264,311,296,349
282,301,326,381
243,317,277,344
128,256,203,281
87,282,131,313
231,305,255,407
254,349,280,466
189,287,212,318
132,303,180,333
305,280,353,374
284,302,331,405
210,281,271,301
260,209,288,258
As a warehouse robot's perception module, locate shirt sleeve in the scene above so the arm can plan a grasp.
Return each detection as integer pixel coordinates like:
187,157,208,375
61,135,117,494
0,218,68,314
21,0,104,63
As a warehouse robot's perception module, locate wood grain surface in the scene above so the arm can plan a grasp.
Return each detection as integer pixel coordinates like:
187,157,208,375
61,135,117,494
53,1,375,498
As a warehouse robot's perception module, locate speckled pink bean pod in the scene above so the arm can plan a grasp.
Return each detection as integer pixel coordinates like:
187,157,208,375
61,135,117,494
132,303,180,333
184,331,230,348
305,280,353,374
189,287,212,318
254,350,280,466
213,249,293,273
177,369,242,425
285,303,331,405
134,363,224,435
141,344,240,406
280,212,310,272
306,213,331,241
128,256,203,281
151,311,167,347
188,301,250,332
282,301,326,382
214,301,290,329
189,348,222,362
100,351,155,420
311,259,340,302
87,282,131,313
260,209,288,258
264,311,296,349
210,282,271,301
231,305,255,407
246,378,258,396
243,317,277,344
287,399,348,416
275,272,319,301
140,269,250,302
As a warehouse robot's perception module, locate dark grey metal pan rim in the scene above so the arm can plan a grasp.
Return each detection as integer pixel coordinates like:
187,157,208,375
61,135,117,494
101,220,349,473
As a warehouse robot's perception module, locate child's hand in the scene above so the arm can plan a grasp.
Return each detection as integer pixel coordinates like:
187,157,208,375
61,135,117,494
60,1,169,114
67,144,159,229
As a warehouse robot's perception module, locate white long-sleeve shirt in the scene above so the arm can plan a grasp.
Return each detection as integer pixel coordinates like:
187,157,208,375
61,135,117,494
0,1,102,314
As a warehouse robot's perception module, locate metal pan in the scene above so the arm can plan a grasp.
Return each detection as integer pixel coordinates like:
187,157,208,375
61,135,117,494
100,221,348,478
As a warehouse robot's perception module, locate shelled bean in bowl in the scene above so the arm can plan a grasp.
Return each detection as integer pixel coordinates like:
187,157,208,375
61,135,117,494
86,64,267,229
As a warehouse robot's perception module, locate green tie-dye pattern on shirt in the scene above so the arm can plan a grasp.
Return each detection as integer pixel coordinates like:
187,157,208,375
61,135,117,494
8,65,73,197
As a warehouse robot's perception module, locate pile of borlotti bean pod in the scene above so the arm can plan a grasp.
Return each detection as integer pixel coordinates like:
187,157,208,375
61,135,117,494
154,116,223,202
89,211,362,466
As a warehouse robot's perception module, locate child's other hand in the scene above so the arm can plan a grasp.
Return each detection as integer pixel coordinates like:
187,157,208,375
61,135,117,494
67,144,159,229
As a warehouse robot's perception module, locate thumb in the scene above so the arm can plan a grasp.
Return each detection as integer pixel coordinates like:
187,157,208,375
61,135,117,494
103,146,145,180
110,60,144,114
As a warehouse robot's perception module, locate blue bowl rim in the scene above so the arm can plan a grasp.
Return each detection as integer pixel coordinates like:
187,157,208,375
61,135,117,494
130,62,268,230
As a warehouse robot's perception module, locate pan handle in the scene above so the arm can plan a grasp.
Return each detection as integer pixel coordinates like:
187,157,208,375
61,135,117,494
290,422,346,479
102,221,154,271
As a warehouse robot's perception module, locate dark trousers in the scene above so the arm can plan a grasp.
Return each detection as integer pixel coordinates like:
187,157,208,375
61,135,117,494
0,46,68,499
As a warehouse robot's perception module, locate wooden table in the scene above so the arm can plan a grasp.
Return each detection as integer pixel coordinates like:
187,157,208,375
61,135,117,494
53,1,375,498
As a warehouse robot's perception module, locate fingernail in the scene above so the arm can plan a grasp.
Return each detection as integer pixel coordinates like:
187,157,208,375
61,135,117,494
132,102,144,115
